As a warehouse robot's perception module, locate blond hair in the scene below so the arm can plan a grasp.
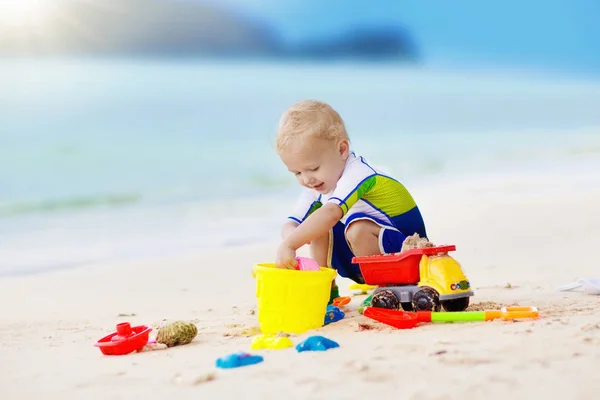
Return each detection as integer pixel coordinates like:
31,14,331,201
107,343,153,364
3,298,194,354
276,100,349,153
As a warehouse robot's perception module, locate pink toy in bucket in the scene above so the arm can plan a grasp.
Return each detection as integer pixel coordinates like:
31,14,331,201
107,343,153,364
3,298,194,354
295,257,320,271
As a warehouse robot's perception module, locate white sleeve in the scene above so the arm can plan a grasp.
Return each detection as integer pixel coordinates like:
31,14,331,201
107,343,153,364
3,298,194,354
287,188,320,224
326,160,376,215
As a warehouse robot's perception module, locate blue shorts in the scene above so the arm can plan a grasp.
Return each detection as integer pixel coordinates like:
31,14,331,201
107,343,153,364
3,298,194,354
329,210,427,283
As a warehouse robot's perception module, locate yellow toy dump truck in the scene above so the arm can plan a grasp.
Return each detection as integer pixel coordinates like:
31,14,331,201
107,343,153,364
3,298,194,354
352,245,473,312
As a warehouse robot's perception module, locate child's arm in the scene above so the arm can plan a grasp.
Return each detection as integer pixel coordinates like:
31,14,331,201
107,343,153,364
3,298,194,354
284,203,342,249
276,203,342,269
281,220,299,240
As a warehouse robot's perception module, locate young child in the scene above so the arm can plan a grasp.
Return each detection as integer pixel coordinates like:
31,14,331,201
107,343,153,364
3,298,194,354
275,100,427,299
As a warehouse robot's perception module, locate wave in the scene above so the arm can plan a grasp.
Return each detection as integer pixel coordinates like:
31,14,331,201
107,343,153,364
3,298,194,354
0,193,142,218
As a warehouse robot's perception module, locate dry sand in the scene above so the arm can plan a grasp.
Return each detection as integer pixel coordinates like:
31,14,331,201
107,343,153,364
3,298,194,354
1,168,600,400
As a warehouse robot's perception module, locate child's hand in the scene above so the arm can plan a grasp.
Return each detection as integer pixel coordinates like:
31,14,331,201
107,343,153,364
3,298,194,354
276,243,298,270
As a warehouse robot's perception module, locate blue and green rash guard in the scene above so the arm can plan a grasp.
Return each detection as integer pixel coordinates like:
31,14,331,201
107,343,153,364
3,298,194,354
287,152,427,239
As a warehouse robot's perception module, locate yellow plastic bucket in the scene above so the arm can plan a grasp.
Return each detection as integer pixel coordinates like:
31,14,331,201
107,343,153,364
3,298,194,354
252,263,337,334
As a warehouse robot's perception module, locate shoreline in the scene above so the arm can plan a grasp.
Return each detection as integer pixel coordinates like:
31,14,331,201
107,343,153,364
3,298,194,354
2,153,599,279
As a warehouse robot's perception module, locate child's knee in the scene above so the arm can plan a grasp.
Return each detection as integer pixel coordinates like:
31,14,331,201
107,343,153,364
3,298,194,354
345,220,380,250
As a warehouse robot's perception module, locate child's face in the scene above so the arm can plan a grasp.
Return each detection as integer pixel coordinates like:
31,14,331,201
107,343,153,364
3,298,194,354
280,136,350,194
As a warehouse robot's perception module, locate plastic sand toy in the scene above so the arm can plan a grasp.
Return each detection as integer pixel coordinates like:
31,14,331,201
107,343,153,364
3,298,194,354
348,283,377,294
352,245,473,313
216,352,264,369
296,335,339,352
557,278,600,295
94,322,152,355
252,263,336,334
251,334,294,350
357,294,373,314
295,256,321,271
332,296,351,307
324,305,345,325
364,307,420,329
363,306,539,329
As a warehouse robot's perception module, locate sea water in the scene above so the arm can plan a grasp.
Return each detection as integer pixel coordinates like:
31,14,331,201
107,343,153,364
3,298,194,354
1,58,600,275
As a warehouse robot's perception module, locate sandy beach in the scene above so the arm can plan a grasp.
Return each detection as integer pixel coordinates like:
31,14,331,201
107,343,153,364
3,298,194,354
2,165,600,400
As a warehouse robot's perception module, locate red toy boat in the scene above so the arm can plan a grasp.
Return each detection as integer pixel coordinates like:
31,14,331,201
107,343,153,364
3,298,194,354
94,322,152,355
352,245,456,286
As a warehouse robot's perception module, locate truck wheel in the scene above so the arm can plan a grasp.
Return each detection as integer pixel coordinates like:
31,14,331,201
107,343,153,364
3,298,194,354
371,290,400,310
441,297,470,312
412,287,440,312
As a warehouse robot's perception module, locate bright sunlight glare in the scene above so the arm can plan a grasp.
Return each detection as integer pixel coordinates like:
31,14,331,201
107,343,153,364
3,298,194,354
0,0,55,30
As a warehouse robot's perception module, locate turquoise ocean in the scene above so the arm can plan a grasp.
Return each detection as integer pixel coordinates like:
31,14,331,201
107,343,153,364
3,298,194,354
1,58,600,275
